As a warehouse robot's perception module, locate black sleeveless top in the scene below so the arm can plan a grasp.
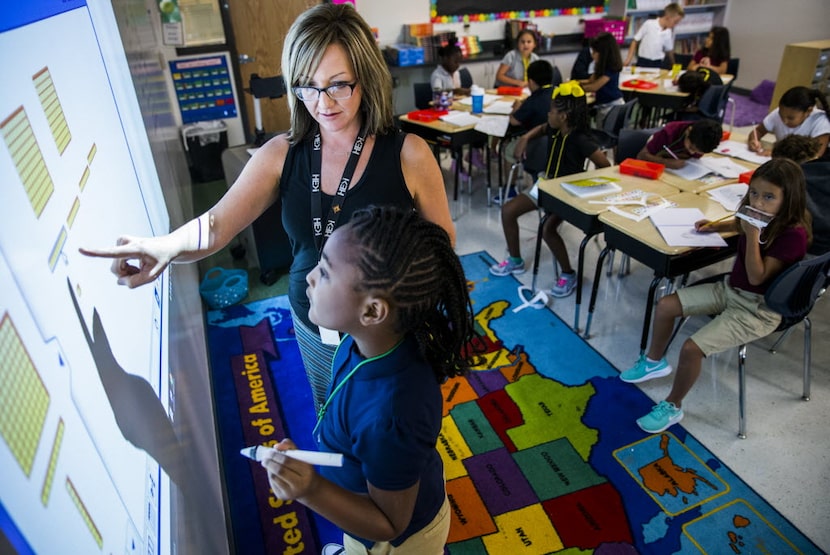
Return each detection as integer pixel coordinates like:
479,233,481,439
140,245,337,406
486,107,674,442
280,130,414,328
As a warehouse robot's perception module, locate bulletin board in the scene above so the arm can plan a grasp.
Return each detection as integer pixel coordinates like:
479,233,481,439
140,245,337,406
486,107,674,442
431,0,605,23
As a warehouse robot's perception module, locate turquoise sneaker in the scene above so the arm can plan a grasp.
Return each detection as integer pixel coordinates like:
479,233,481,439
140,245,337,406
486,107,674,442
636,400,684,433
619,356,672,383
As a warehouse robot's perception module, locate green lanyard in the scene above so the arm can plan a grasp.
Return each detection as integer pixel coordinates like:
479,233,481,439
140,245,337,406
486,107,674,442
312,336,405,440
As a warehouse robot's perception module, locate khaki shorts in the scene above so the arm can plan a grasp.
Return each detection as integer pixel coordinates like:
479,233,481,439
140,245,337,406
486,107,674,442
342,495,450,555
676,277,782,357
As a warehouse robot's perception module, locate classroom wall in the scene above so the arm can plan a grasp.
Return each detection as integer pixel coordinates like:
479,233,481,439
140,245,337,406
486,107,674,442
723,0,830,92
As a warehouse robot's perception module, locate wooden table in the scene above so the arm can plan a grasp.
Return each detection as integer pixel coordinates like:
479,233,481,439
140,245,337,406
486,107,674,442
534,166,680,331
589,191,738,351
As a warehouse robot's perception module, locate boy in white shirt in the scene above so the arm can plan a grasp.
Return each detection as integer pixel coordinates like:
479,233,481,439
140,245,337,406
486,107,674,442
624,3,684,68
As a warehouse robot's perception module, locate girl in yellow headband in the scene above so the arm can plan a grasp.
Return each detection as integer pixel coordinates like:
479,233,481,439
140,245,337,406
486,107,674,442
490,79,611,299
580,32,624,128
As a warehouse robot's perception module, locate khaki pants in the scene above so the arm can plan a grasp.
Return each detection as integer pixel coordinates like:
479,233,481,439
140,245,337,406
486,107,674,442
676,278,782,357
342,496,450,555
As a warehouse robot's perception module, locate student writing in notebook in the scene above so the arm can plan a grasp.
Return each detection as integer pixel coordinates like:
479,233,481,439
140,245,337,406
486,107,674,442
748,86,830,159
637,119,722,170
489,81,611,298
261,206,477,553
620,158,811,434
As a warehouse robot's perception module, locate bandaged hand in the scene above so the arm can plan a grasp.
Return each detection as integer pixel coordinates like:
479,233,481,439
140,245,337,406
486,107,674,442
80,214,212,288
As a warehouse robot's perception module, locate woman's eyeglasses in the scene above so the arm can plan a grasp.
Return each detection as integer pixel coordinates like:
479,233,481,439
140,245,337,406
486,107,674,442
292,82,357,102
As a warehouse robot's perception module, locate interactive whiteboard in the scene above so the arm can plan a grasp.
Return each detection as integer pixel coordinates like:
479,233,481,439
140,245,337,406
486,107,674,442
0,2,186,553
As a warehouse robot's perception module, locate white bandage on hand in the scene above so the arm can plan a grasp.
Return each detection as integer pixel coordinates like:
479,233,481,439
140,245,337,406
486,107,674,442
179,212,213,253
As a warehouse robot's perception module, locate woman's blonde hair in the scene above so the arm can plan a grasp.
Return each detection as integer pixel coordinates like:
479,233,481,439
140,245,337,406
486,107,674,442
281,3,394,142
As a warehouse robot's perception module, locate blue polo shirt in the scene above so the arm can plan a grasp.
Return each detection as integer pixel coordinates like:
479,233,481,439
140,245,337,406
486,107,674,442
316,334,444,548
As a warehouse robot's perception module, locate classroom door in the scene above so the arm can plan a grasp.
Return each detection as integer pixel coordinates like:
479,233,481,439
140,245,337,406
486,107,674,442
225,0,317,138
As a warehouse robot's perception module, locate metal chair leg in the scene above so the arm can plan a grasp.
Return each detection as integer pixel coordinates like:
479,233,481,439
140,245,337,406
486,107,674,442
803,317,812,401
737,343,748,439
768,326,794,354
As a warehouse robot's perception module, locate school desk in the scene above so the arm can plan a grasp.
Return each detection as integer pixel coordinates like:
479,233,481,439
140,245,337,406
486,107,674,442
398,114,490,202
620,70,734,128
589,191,738,352
534,166,680,332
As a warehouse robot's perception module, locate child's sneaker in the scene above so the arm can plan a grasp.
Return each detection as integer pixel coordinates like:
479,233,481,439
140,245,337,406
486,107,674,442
620,356,672,383
636,400,684,433
550,271,577,297
492,186,518,206
490,258,525,276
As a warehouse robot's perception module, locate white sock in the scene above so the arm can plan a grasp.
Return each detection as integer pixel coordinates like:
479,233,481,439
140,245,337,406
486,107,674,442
646,357,661,365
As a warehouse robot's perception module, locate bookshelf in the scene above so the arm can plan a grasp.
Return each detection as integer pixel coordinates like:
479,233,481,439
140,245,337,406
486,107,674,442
769,40,830,111
606,0,728,55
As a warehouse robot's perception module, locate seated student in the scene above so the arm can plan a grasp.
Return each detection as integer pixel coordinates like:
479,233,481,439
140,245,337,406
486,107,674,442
687,26,730,75
579,32,624,129
748,86,830,159
489,81,611,299
620,158,811,434
637,119,723,171
668,67,723,120
508,60,555,131
772,135,830,254
431,44,470,97
570,43,594,81
771,134,821,164
493,60,557,205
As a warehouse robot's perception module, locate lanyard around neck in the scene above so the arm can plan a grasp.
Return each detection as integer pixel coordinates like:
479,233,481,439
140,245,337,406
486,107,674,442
545,130,568,178
312,336,405,440
310,123,368,256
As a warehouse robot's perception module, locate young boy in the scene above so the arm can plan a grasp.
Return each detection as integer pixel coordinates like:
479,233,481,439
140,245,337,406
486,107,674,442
637,119,723,170
623,3,685,69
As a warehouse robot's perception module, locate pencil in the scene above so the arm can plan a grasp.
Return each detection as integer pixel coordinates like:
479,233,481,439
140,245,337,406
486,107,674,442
662,145,679,160
751,126,762,153
698,213,734,230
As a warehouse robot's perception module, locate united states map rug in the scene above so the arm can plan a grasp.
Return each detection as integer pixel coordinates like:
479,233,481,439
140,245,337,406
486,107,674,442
205,251,821,555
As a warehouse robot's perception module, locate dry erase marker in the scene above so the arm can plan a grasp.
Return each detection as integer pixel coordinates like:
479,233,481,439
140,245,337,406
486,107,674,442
240,445,344,467
662,145,679,160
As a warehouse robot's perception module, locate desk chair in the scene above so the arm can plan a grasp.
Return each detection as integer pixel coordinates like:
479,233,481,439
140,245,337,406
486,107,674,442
592,99,640,159
615,128,657,164
666,251,830,438
413,82,433,110
726,58,740,80
459,67,473,89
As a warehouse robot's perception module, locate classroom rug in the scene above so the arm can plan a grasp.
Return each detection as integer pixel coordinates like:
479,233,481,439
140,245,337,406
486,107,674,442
205,251,822,555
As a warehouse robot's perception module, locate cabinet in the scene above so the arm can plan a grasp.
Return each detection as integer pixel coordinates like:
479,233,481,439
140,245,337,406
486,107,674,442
770,40,830,111
606,0,728,55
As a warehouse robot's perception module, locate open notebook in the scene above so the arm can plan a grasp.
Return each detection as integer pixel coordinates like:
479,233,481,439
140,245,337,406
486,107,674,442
650,207,728,247
665,156,748,181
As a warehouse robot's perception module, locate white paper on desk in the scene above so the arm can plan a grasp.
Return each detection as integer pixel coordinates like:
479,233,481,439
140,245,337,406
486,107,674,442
474,115,510,137
697,156,747,178
650,207,728,247
483,100,515,115
246,148,259,156
608,198,675,222
457,94,500,106
714,140,772,165
664,160,714,181
439,111,480,127
707,183,748,211
663,79,678,91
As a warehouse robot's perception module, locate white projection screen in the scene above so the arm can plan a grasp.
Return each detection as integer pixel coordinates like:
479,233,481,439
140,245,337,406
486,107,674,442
0,2,228,554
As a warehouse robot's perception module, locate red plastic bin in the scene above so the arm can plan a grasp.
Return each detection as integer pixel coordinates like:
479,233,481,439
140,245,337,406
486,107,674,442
619,158,665,180
406,109,448,122
497,86,524,96
584,19,626,44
